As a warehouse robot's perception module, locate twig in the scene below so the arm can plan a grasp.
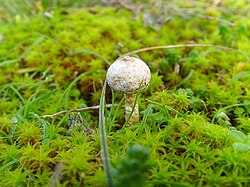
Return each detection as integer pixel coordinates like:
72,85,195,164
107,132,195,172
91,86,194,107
118,0,134,11
49,162,64,187
42,104,118,118
175,8,236,26
118,0,142,20
122,44,250,62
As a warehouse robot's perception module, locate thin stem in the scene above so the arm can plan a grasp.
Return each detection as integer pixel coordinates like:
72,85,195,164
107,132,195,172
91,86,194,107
42,104,117,118
175,7,236,26
211,103,248,124
122,44,250,62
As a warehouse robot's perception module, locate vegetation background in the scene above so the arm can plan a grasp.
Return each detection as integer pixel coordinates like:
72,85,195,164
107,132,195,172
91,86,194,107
0,0,250,186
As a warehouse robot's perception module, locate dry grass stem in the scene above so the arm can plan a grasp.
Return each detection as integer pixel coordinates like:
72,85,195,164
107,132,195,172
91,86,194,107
42,104,117,118
123,44,250,62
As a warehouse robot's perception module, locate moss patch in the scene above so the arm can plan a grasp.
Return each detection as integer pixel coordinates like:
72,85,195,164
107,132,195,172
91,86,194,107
0,3,250,186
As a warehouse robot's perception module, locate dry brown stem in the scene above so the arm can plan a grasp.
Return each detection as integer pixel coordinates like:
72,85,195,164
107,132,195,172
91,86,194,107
42,104,117,118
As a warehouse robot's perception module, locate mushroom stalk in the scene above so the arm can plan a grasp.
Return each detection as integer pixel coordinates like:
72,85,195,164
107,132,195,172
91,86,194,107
125,93,139,125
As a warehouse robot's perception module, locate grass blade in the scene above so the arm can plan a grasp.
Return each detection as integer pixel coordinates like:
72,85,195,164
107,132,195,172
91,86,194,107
229,71,250,83
99,80,113,187
0,159,19,173
55,70,105,111
211,103,248,124
70,49,111,65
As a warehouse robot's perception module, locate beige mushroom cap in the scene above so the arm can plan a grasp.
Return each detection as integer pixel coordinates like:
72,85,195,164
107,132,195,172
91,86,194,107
106,56,151,93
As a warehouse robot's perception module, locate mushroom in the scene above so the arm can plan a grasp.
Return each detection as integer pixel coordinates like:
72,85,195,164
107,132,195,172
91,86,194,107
106,56,151,125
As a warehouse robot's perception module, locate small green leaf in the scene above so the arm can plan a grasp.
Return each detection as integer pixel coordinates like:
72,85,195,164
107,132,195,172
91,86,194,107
232,142,250,152
244,100,250,113
10,117,18,124
229,130,246,142
247,135,250,144
234,107,245,115
216,112,230,121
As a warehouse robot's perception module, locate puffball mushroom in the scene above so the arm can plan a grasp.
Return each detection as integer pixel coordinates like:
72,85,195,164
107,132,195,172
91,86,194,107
106,56,151,125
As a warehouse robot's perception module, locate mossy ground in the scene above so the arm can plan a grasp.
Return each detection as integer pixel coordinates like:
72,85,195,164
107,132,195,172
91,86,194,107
0,1,250,186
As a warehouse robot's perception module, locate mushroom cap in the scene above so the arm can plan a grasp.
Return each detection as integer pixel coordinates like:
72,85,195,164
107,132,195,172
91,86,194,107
106,56,151,93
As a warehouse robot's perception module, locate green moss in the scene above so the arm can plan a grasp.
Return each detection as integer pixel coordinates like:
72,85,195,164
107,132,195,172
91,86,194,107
0,2,250,186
